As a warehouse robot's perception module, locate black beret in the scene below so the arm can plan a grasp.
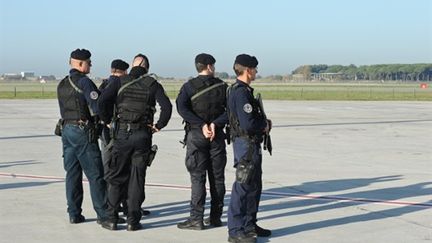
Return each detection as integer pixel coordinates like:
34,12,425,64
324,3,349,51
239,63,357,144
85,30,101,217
234,54,258,68
70,48,91,61
195,53,216,65
111,59,129,71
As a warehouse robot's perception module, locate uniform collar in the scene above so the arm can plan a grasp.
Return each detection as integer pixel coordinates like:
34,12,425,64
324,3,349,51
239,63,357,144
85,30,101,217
109,75,120,80
198,74,213,79
69,68,84,75
197,75,215,85
236,79,253,92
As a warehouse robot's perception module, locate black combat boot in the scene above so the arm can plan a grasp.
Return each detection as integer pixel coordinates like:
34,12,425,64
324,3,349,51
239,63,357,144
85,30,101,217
228,234,256,243
177,218,204,230
101,220,117,230
127,223,142,231
204,217,222,227
245,225,271,237
69,215,85,224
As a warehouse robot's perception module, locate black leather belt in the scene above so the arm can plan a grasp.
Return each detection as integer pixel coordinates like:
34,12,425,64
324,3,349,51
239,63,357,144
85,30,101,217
118,123,147,130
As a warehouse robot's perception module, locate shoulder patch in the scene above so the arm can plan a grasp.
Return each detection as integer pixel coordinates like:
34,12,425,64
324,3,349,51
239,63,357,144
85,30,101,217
243,103,253,113
90,91,99,100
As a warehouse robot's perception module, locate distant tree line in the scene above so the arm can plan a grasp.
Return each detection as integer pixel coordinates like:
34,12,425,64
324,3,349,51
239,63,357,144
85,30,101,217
213,72,239,79
292,64,432,81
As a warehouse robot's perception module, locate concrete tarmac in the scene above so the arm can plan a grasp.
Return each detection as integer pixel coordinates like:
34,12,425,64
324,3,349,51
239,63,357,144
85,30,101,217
0,100,431,243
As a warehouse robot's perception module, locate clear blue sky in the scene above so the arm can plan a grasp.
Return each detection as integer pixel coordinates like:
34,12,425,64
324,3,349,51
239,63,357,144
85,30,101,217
0,0,431,78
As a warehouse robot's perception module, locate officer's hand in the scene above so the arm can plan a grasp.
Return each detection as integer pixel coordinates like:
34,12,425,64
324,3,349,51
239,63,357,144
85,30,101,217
148,124,160,134
209,123,216,141
202,124,212,139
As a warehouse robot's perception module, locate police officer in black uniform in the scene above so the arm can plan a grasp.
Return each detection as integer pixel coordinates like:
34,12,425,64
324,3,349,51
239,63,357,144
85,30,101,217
176,53,228,230
98,59,129,221
98,54,172,231
226,54,272,243
57,48,107,224
99,59,129,173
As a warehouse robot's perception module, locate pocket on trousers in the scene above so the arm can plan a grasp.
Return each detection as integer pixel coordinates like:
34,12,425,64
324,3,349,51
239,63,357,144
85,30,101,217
108,153,118,170
185,151,197,172
132,152,149,170
235,161,255,184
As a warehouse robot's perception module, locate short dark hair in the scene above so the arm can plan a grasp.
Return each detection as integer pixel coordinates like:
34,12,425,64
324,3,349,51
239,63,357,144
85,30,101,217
195,63,208,73
194,53,215,73
233,63,247,76
134,53,150,71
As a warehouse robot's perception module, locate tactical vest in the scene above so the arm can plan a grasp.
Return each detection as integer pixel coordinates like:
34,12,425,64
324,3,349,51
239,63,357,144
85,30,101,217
115,75,156,124
227,83,263,139
189,77,227,124
57,72,91,121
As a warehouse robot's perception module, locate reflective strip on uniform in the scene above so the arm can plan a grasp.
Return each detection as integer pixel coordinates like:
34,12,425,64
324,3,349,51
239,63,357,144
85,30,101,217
117,73,156,95
191,82,226,102
68,76,83,94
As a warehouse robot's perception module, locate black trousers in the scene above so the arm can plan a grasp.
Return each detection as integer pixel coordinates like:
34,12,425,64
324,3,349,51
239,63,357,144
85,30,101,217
105,128,152,225
100,126,112,175
227,137,262,237
100,126,128,213
185,128,227,220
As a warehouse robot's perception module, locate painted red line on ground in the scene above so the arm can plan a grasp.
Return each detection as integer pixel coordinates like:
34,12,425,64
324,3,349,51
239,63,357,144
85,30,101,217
1,172,431,208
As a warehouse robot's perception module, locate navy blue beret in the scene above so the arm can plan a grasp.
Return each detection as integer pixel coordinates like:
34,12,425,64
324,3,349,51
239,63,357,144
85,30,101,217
234,54,258,68
70,48,91,61
111,59,129,71
195,53,216,65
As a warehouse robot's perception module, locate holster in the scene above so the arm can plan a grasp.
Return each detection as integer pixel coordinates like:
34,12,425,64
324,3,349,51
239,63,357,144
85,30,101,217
54,119,63,136
146,144,158,167
225,125,231,145
87,122,101,144
180,122,190,148
110,120,118,140
235,159,255,184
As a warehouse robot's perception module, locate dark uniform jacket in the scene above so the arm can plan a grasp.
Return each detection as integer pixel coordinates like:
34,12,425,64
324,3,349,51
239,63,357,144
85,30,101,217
176,75,228,128
227,80,267,139
97,66,172,130
57,69,100,122
98,75,120,124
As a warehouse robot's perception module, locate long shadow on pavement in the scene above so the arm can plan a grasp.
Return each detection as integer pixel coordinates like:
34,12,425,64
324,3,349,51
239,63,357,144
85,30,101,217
0,160,41,169
0,180,62,190
256,176,432,240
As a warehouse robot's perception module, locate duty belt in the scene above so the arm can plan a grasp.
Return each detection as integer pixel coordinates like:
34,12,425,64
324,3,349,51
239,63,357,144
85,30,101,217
118,122,148,131
63,119,88,129
63,119,87,125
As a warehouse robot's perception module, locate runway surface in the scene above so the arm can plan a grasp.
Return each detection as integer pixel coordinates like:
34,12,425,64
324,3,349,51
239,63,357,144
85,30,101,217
1,99,431,243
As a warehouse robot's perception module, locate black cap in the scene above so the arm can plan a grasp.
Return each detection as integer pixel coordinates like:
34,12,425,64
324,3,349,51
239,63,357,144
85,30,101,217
111,59,129,71
195,53,216,65
70,48,91,61
234,54,258,68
